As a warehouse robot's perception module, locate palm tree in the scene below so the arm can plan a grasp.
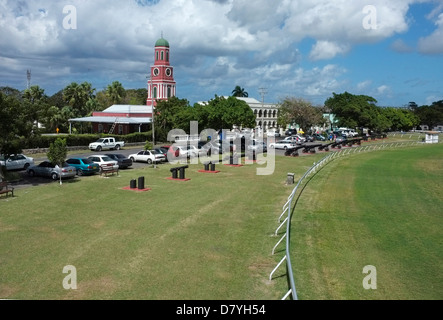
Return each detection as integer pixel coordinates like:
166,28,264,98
106,81,126,105
63,82,95,117
231,86,249,98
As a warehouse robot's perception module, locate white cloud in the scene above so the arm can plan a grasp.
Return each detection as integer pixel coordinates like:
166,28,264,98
0,0,440,107
309,41,350,61
418,13,443,54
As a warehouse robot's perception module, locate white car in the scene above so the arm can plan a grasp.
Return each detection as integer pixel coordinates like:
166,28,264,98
151,149,166,162
128,150,159,164
0,154,35,171
88,155,119,172
247,140,267,153
269,140,297,150
169,145,204,159
282,135,305,144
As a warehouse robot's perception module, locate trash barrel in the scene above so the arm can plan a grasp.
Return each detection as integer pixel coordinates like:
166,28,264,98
130,179,137,189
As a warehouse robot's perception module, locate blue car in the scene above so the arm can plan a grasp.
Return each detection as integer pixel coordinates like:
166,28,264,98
66,158,100,176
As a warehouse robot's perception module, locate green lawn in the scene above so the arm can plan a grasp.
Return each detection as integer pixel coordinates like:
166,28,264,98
290,143,443,299
0,154,317,300
1,140,442,300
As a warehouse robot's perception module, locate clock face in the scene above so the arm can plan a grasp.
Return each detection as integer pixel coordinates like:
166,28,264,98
165,68,172,77
153,68,159,76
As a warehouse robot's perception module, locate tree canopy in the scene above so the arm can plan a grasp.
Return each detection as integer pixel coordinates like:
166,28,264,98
278,97,324,131
414,100,443,130
324,92,423,132
231,86,249,98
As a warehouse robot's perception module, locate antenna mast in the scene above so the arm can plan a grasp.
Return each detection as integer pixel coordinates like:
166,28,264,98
27,69,31,89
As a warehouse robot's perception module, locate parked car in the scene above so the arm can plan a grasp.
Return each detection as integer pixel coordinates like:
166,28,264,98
205,140,230,154
66,158,100,176
269,140,297,149
267,130,281,137
88,155,119,172
168,145,201,159
304,135,315,142
335,136,347,143
105,154,133,169
247,139,267,153
282,136,304,144
0,154,35,171
88,137,125,151
151,149,166,162
27,161,76,180
285,129,297,136
312,133,326,141
128,150,158,164
294,134,306,143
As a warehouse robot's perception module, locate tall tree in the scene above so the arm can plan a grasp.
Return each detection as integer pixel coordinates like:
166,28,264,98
195,95,255,130
231,86,249,98
23,85,49,131
47,137,68,185
0,92,31,174
154,96,193,141
106,81,126,105
277,97,324,131
63,82,96,117
415,101,443,130
324,92,381,130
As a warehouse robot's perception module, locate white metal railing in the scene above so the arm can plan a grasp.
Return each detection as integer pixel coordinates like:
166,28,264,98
269,139,426,300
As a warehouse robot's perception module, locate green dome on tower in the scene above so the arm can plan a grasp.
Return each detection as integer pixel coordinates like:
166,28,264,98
155,37,170,47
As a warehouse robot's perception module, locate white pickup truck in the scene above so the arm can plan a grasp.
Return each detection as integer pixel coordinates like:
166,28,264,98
89,137,125,152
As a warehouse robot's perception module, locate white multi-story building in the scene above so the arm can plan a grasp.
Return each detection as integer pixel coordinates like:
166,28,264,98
235,97,280,131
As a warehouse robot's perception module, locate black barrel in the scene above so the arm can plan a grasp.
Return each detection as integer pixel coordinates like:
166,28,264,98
138,176,145,190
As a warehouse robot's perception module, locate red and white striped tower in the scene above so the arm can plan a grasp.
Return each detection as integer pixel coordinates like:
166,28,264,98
147,37,176,106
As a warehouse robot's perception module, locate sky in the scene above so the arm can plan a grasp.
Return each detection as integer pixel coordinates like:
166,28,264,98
0,0,442,107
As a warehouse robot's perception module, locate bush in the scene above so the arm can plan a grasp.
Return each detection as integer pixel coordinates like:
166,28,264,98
23,132,153,149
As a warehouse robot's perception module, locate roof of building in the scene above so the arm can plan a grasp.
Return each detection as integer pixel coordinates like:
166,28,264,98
103,105,153,114
155,37,170,47
68,116,152,124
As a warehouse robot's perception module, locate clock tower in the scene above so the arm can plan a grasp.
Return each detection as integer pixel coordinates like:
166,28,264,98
147,37,176,106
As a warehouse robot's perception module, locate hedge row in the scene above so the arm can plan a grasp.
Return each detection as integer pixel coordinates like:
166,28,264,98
23,132,153,149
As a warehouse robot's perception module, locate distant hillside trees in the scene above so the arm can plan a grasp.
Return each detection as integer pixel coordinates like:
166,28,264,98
414,100,443,130
324,92,421,132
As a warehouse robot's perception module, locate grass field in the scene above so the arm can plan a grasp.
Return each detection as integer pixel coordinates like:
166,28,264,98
290,143,443,299
0,152,318,300
0,137,441,300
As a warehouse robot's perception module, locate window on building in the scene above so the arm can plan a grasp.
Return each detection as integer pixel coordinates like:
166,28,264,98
167,86,171,98
153,87,157,99
118,125,123,135
98,124,103,133
156,51,159,61
161,51,164,60
166,51,169,62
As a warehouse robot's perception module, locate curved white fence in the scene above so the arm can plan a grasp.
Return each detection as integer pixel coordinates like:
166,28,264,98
269,140,429,300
